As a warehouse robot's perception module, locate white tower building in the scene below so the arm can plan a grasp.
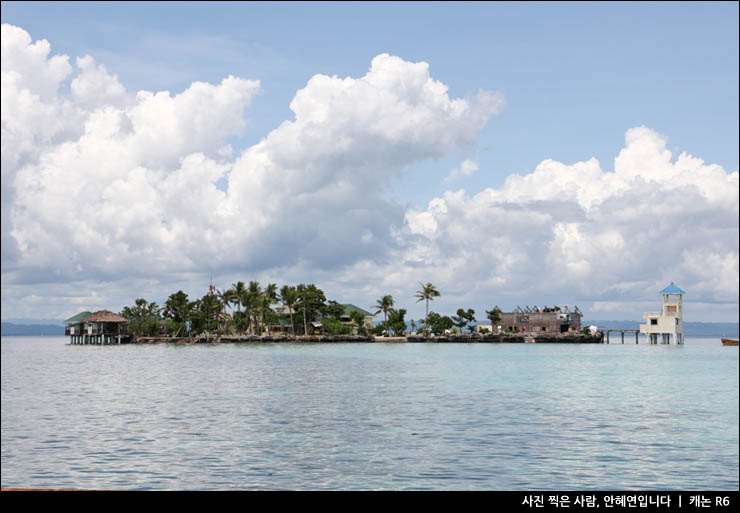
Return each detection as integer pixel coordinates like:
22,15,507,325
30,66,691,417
639,282,685,344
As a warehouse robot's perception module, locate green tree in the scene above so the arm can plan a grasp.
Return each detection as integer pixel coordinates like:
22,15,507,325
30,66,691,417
415,282,440,333
385,308,408,336
322,300,346,320
244,281,262,335
216,288,236,333
258,283,277,334
190,293,222,335
164,290,192,336
120,298,162,337
426,311,453,336
349,310,367,335
229,281,249,334
279,284,298,336
372,295,395,323
230,281,247,314
451,308,476,332
232,310,248,334
486,307,502,332
323,316,352,336
295,284,327,335
321,301,357,336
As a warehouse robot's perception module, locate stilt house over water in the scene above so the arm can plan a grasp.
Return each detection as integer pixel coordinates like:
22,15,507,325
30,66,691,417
639,282,685,344
64,311,91,338
65,310,130,344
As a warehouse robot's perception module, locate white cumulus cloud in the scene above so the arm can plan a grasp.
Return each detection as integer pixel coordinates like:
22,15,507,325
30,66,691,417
445,158,479,182
3,24,735,323
1,26,503,319
366,126,739,319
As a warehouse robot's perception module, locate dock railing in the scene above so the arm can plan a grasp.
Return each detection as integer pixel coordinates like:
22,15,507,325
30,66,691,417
604,329,641,344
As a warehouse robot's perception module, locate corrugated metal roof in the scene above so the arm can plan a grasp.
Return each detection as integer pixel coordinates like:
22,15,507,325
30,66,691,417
64,311,93,324
660,282,685,294
341,304,373,317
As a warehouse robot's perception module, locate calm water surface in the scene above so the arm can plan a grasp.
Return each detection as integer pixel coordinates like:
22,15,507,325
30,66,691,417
1,336,738,490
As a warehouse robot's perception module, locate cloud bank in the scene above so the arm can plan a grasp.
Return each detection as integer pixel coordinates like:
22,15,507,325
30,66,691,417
398,126,738,317
1,23,737,321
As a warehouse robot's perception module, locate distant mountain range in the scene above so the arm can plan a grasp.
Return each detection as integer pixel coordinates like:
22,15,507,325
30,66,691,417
1,322,66,336
2,319,737,337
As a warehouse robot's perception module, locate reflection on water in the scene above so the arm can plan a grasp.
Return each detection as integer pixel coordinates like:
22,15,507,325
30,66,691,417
1,337,738,490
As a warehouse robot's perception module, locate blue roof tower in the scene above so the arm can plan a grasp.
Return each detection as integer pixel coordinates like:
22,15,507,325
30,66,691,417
660,282,685,294
640,283,685,344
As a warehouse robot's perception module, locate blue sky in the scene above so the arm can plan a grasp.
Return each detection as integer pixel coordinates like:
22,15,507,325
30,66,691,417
1,1,738,322
5,1,738,197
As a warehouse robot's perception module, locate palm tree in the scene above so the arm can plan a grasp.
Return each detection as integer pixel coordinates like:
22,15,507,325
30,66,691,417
415,282,440,331
120,298,161,337
246,281,262,335
196,293,222,335
230,281,247,314
296,284,309,336
259,283,278,335
217,288,236,333
372,295,395,323
229,281,248,334
218,288,235,311
280,285,298,336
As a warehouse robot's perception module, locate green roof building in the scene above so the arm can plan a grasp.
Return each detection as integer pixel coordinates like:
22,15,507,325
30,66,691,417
64,311,93,325
339,304,374,329
340,304,373,317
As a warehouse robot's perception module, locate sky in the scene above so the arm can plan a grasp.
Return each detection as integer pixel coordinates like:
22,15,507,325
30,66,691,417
1,1,738,323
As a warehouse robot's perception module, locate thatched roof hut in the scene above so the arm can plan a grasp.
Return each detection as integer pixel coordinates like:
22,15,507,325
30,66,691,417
81,310,129,323
67,310,130,342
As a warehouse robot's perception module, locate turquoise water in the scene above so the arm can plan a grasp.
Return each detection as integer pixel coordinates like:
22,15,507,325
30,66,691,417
1,336,737,490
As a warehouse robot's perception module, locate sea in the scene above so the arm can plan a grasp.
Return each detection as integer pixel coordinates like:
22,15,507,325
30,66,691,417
1,336,738,491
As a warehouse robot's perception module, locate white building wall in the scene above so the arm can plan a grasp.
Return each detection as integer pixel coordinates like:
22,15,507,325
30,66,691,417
639,288,684,344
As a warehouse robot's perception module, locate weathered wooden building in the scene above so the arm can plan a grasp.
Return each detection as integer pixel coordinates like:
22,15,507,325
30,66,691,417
496,305,583,333
65,310,130,344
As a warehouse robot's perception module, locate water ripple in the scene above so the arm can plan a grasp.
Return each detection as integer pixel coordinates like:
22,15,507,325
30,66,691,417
2,336,738,490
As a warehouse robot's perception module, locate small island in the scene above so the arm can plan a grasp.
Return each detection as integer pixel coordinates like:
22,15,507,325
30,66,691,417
64,281,603,344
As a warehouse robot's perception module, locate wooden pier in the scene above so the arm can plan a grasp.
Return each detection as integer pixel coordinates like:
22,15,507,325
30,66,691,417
604,329,640,344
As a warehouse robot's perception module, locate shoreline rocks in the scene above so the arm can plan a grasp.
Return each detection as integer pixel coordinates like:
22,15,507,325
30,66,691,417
130,332,603,344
